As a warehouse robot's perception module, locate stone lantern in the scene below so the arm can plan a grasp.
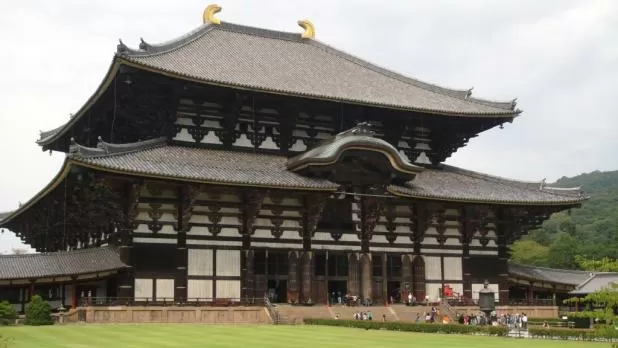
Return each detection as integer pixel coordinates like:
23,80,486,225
478,280,495,319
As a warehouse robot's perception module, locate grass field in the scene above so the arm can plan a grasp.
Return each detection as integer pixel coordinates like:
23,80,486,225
0,324,608,348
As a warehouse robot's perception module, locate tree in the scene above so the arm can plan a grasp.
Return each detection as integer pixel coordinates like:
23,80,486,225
0,301,17,325
565,282,618,322
575,256,618,272
547,232,579,269
509,240,549,266
24,295,53,326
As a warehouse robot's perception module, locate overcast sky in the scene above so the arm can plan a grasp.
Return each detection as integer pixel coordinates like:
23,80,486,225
0,0,616,253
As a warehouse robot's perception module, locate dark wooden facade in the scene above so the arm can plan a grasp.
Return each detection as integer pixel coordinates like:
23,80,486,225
0,13,585,307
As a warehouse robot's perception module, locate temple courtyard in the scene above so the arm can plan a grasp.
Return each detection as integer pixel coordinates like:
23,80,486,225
0,325,606,347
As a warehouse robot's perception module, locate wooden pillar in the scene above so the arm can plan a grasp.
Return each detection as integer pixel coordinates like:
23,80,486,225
117,182,140,303
71,278,78,308
175,184,198,304
61,284,66,306
29,281,34,301
347,253,360,297
528,284,534,305
382,253,388,304
301,251,313,303
360,253,372,301
242,250,255,304
21,287,26,313
287,251,299,303
402,255,413,303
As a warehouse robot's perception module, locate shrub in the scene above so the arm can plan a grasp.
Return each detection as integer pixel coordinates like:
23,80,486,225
529,326,618,341
24,295,53,326
303,319,508,336
0,301,17,325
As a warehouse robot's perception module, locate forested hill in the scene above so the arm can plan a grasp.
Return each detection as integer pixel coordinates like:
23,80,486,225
510,170,618,269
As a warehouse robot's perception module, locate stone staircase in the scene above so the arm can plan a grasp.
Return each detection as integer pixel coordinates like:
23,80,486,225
389,304,425,322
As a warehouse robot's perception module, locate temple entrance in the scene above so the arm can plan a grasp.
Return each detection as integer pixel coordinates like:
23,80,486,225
387,281,401,304
267,279,287,303
327,280,347,305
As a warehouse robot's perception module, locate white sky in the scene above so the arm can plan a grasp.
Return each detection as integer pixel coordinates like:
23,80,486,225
0,0,617,253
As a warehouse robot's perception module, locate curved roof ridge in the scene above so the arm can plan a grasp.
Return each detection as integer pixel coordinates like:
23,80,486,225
69,137,167,159
443,165,588,199
118,23,217,57
441,164,542,189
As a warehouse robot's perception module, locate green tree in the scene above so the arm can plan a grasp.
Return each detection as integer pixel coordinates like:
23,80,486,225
509,240,549,266
565,282,618,322
575,256,618,272
0,301,17,325
24,295,53,326
547,232,579,269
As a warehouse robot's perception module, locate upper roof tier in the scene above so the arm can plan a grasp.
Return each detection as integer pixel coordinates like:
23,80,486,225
117,21,519,116
37,7,519,147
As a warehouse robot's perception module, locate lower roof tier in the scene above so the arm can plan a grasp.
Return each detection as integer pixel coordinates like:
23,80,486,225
66,138,585,205
0,246,127,281
0,137,586,228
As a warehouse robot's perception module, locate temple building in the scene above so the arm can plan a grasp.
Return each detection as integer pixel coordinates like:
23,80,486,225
0,5,587,310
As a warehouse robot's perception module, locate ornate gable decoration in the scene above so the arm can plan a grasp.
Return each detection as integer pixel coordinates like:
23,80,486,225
286,123,423,186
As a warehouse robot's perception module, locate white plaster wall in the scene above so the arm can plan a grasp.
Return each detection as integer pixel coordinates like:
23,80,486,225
443,257,463,280
156,279,174,300
216,280,241,299
134,279,153,301
216,250,240,277
188,249,213,276
188,280,213,300
424,256,442,280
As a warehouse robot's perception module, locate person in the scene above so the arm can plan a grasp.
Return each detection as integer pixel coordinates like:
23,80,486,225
382,314,387,322
367,311,373,320
542,321,548,328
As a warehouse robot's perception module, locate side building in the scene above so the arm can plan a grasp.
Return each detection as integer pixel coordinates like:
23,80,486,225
0,6,587,310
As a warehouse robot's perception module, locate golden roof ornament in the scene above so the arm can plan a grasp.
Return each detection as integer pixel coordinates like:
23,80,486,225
297,19,315,39
203,4,222,25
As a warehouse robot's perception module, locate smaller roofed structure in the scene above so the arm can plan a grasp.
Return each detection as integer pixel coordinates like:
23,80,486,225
570,273,618,295
0,246,127,282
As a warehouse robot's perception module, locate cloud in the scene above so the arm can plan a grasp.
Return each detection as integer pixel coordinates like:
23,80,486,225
0,0,615,252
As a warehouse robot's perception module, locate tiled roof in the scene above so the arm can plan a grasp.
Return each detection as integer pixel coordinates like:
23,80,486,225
0,211,11,222
389,165,587,205
37,20,520,147
68,139,338,190
570,273,618,295
118,22,518,117
287,124,423,179
508,263,592,286
0,246,127,280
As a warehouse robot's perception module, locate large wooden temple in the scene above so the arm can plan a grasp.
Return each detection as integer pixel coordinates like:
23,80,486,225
0,5,587,310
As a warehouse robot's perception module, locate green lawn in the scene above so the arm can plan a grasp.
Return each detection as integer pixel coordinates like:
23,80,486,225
0,324,608,348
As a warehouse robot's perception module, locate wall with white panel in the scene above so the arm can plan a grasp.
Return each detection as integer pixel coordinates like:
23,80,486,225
216,280,241,299
187,279,213,300
443,257,463,281
424,256,442,281
216,250,240,277
188,249,213,276
134,279,153,301
156,279,175,300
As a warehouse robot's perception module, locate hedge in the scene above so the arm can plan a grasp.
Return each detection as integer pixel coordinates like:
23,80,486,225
529,326,618,341
303,319,508,336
